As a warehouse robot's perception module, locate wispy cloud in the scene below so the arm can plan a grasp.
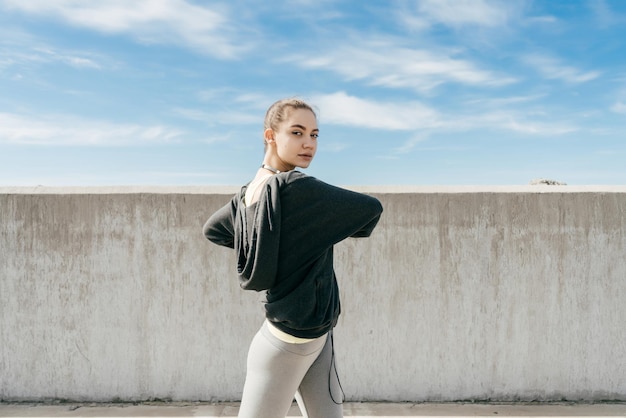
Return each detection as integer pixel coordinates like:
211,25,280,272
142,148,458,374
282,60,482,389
496,115,578,135
311,92,578,139
0,43,104,73
0,112,183,145
464,94,546,107
396,0,551,34
321,142,350,152
0,0,247,59
266,0,344,21
524,15,558,25
588,0,626,27
311,92,441,130
386,109,578,158
173,107,258,126
392,133,430,155
286,39,517,93
522,54,601,83
445,110,578,136
611,102,626,114
405,0,522,29
31,47,101,69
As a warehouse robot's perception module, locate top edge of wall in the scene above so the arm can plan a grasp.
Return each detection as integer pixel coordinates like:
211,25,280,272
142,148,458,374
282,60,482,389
1,185,626,195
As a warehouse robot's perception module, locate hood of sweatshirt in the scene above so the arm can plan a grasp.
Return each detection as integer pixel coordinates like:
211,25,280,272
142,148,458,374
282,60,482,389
234,176,281,291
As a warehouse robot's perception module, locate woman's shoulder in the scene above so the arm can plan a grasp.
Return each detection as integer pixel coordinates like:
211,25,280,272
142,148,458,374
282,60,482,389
271,170,315,188
279,170,309,181
262,171,330,203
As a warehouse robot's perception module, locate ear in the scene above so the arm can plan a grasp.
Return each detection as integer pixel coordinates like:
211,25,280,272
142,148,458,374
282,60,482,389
264,128,275,145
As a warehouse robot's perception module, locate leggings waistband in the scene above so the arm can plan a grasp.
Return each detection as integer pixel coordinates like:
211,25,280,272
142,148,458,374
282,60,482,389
260,321,327,356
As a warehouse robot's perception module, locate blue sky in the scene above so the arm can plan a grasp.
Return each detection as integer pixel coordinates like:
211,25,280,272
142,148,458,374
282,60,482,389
1,0,625,186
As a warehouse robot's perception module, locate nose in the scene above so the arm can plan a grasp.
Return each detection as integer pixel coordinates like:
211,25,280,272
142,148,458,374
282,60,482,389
303,135,316,149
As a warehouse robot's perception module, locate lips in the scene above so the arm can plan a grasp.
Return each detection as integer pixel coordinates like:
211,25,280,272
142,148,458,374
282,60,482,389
298,154,313,159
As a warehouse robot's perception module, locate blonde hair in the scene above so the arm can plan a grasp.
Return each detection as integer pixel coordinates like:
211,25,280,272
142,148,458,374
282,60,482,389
263,98,317,150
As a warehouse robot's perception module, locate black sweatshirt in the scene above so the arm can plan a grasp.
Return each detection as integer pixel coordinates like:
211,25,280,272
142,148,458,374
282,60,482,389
203,170,383,338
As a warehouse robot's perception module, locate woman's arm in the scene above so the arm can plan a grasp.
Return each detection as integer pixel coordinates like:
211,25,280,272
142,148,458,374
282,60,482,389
349,200,383,238
278,173,383,248
203,197,237,248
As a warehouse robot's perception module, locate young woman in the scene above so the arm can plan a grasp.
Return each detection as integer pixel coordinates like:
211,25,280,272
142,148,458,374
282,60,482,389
203,98,383,418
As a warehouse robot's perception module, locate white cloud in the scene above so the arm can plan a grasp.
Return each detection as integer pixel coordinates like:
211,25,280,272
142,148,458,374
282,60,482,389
500,117,578,135
172,108,210,122
525,15,558,25
319,142,350,153
1,0,246,59
0,44,103,72
0,112,183,145
286,39,517,93
33,47,102,69
415,0,518,28
588,0,626,27
310,92,578,139
383,110,577,157
392,134,429,155
522,54,600,83
398,0,525,31
311,91,440,130
464,94,545,107
610,102,626,114
442,110,578,136
173,107,258,126
64,56,101,69
396,13,431,32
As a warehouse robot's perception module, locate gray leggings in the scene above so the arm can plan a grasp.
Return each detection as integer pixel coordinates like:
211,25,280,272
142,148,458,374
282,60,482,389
237,322,343,418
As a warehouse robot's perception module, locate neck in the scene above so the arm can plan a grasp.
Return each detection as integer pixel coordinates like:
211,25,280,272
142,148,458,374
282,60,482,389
261,163,281,174
261,157,294,174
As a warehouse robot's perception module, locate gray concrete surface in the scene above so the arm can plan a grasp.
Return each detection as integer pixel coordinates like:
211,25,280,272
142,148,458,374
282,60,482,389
2,186,626,402
2,402,626,417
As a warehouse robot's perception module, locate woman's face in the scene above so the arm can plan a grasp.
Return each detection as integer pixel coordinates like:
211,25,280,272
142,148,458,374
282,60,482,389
267,108,318,170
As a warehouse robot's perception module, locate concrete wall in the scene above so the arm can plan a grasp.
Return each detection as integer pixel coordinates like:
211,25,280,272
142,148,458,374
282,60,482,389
1,186,625,402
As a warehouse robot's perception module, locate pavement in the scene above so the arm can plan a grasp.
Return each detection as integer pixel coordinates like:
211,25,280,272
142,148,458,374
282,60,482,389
1,402,626,418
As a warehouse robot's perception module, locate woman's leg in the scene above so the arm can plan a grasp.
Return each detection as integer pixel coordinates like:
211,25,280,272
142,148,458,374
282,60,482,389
237,323,327,418
295,332,344,418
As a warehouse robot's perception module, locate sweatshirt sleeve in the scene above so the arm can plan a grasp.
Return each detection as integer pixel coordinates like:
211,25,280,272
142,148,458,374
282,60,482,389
203,196,237,249
331,184,382,240
350,205,382,238
279,173,383,249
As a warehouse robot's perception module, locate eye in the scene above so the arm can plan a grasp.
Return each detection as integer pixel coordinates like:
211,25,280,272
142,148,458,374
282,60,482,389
291,131,303,136
311,133,319,139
